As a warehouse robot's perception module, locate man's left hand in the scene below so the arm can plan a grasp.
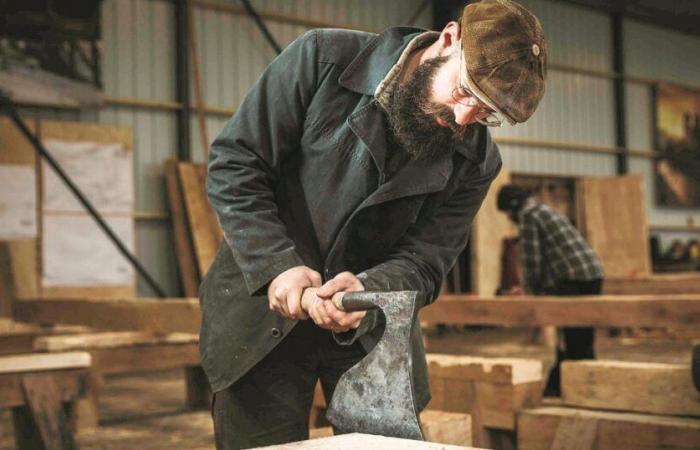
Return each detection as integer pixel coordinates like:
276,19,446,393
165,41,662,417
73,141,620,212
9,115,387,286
307,272,366,333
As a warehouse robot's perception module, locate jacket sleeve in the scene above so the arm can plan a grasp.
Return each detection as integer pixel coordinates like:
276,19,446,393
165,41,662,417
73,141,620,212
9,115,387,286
335,143,502,345
206,31,319,295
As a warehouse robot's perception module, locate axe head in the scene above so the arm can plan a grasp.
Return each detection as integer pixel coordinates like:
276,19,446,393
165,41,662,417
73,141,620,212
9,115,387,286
326,290,424,440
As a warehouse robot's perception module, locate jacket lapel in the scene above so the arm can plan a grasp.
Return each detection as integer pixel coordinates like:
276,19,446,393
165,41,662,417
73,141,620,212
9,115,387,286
347,99,387,176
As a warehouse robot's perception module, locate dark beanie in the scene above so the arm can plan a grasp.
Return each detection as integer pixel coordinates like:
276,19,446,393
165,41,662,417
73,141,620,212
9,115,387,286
497,184,530,213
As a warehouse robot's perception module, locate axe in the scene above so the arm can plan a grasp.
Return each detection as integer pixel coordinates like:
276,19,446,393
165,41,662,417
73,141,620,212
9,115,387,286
301,289,424,440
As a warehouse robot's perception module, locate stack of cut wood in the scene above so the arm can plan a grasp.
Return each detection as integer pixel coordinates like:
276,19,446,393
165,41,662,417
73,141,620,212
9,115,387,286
518,360,700,449
425,354,543,448
165,160,223,297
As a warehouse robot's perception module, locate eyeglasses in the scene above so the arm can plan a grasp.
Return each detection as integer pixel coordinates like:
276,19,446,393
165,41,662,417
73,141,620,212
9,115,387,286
456,43,503,127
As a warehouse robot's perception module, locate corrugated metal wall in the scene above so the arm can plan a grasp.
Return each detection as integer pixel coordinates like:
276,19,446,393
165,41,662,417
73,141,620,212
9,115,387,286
624,20,700,239
492,0,617,177
18,0,699,295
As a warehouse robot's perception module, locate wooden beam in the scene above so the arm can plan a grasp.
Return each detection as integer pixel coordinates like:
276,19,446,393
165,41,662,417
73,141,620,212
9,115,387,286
561,360,700,417
178,162,223,277
518,407,700,450
0,242,15,317
419,294,700,327
0,352,91,375
14,294,700,335
427,354,542,385
34,331,197,352
87,343,200,376
604,273,700,295
165,159,200,297
13,298,200,334
577,176,650,278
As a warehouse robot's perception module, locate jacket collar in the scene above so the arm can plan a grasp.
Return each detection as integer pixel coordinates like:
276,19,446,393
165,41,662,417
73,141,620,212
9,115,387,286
339,27,425,96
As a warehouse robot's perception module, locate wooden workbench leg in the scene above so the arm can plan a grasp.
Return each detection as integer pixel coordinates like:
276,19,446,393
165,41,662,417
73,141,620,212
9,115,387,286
465,380,491,449
13,373,78,450
185,366,212,410
67,370,100,431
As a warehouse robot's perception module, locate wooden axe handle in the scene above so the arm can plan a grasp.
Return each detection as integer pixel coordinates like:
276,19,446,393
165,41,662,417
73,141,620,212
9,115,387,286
300,288,346,312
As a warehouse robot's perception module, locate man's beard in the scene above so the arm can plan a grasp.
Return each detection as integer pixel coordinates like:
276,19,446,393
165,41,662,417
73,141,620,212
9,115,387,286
386,55,471,161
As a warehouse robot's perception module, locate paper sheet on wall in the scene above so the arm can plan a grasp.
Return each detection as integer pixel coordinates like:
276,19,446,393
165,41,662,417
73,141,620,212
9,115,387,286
0,164,37,239
40,138,134,287
42,139,133,213
42,215,134,286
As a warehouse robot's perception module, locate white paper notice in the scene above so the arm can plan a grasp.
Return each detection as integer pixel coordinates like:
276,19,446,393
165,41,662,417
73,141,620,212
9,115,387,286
42,215,134,286
43,139,133,213
40,138,135,287
0,164,37,239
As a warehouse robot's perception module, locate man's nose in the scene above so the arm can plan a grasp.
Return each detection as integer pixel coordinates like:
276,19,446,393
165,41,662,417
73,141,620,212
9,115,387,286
454,102,479,126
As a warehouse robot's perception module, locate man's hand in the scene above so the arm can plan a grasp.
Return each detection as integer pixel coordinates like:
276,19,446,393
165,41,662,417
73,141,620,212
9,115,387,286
307,272,366,333
267,266,322,320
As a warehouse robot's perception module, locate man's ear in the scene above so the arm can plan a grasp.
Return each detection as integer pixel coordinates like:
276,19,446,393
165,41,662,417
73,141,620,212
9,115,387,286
439,21,462,54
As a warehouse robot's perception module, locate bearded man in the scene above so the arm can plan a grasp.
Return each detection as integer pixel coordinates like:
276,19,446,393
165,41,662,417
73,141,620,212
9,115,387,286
201,1,547,448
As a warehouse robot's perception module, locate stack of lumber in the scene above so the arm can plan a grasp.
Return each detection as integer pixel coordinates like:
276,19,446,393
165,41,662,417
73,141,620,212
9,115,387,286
518,360,700,449
425,354,543,447
165,160,222,297
33,330,206,429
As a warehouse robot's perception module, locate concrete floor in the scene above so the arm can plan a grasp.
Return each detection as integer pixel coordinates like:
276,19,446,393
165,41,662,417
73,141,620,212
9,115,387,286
0,327,695,450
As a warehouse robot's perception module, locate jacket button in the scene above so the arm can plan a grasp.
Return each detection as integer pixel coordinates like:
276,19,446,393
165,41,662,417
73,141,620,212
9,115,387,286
271,328,282,338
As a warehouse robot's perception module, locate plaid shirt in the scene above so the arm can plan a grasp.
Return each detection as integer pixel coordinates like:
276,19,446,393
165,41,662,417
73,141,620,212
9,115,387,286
518,199,604,293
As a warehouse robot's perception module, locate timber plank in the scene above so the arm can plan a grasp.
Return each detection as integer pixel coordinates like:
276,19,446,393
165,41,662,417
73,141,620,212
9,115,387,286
420,294,700,327
427,354,542,384
0,352,90,374
13,298,200,334
88,343,200,375
603,272,700,295
165,159,200,297
34,331,197,352
0,117,40,301
471,169,515,296
561,360,700,417
14,294,700,336
177,162,222,277
518,407,700,450
577,176,650,278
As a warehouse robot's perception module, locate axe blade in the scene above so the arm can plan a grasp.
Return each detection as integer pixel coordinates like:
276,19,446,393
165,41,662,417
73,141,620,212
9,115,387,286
326,290,424,440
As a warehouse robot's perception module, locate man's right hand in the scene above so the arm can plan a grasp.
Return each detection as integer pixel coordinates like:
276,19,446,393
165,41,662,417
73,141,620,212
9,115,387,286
267,266,322,320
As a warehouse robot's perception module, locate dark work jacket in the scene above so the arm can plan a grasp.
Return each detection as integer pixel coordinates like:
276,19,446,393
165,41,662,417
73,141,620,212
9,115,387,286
200,27,502,410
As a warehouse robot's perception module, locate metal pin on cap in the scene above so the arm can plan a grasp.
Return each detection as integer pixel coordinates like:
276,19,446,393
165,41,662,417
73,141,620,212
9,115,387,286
532,44,541,56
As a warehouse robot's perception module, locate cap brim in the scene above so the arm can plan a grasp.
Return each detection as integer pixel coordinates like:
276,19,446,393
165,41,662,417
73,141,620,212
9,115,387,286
460,56,517,126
